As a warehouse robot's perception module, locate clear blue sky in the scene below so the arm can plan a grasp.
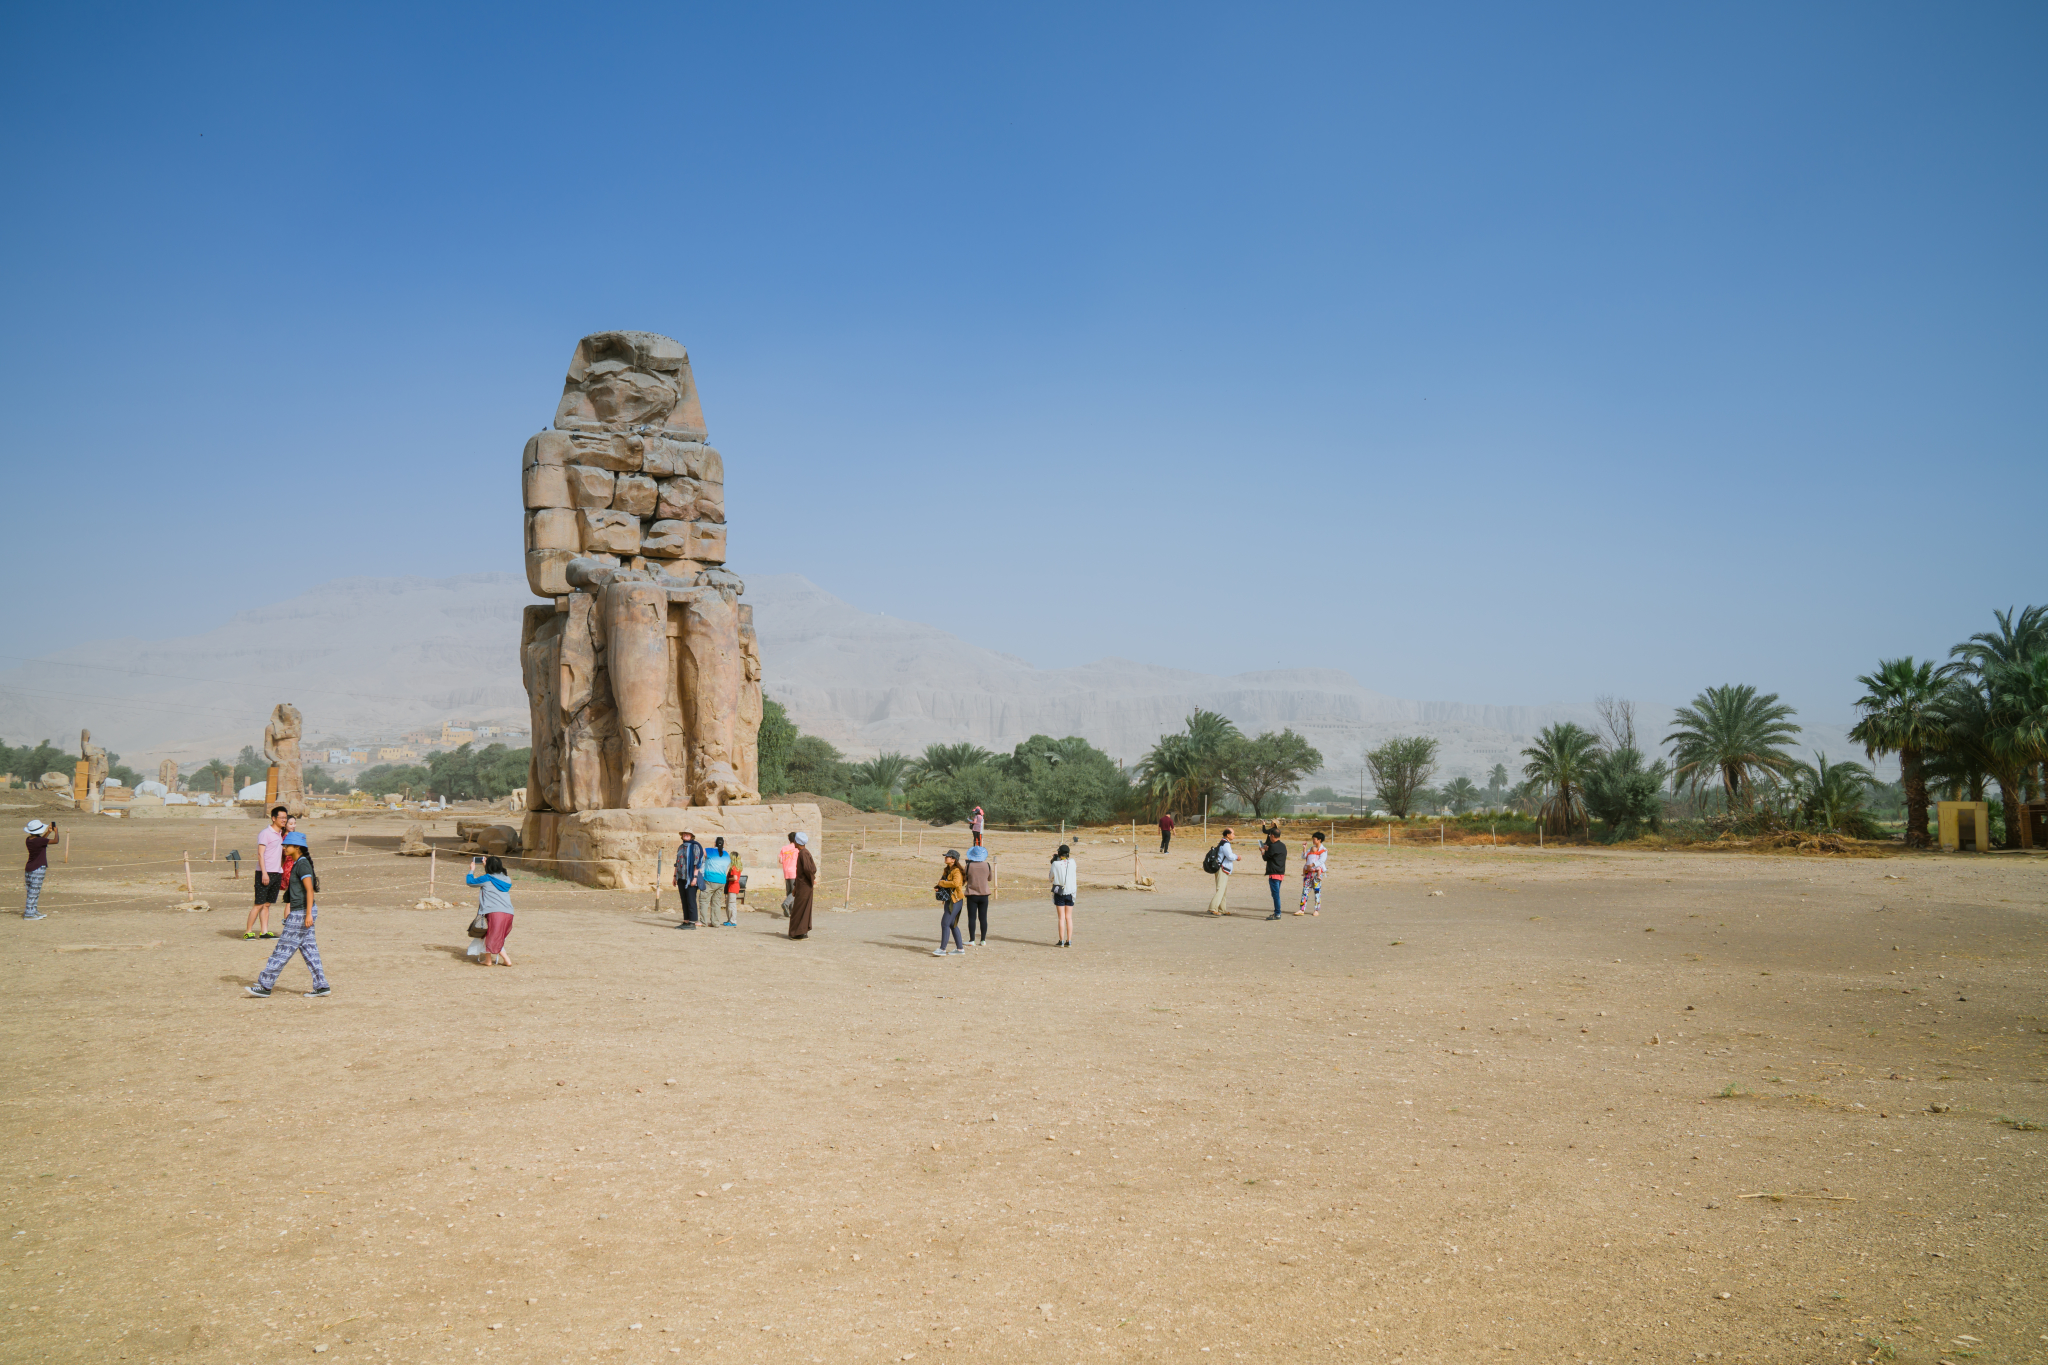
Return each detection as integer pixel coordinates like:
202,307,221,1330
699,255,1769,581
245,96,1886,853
2,2,2041,729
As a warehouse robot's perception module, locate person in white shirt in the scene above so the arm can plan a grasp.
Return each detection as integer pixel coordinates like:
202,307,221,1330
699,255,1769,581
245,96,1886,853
1206,828,1236,916
1048,844,1078,947
1296,831,1328,915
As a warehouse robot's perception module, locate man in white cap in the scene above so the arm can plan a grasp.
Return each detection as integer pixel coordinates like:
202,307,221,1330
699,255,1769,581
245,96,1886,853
22,819,57,921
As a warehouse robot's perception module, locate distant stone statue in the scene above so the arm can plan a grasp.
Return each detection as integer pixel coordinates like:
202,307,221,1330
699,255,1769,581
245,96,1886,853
158,758,180,792
80,729,107,814
263,704,305,812
514,330,815,890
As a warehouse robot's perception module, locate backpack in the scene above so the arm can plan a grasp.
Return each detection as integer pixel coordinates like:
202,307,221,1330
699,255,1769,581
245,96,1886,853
1201,844,1222,875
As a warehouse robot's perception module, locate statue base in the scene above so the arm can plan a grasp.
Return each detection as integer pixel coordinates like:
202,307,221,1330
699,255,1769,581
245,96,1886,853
513,803,823,891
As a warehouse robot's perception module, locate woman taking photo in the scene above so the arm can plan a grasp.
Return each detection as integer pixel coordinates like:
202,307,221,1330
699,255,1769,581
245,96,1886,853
466,855,516,966
1048,843,1077,947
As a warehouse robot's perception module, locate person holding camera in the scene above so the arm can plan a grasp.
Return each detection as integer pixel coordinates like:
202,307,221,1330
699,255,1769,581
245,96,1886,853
22,819,57,921
465,854,516,965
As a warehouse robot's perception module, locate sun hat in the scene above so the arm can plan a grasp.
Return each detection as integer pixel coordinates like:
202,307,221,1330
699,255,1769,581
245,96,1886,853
964,845,988,862
25,819,48,835
283,832,309,848
793,832,808,846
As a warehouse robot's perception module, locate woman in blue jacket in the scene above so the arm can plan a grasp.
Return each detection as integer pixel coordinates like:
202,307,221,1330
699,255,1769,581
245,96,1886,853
466,855,516,965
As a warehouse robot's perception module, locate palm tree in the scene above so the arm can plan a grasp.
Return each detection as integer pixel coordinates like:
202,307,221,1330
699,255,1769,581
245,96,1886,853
1848,657,1946,848
1665,684,1802,812
1136,711,1241,816
1486,763,1509,794
1441,776,1479,814
1943,605,2046,848
1521,723,1602,837
1794,752,1874,833
851,752,913,798
1992,652,2048,826
907,742,995,786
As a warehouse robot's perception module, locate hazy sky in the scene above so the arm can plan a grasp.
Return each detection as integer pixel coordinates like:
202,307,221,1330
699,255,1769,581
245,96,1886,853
3,3,2041,730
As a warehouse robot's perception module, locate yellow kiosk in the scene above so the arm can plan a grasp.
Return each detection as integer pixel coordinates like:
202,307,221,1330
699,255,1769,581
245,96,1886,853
1936,800,1991,852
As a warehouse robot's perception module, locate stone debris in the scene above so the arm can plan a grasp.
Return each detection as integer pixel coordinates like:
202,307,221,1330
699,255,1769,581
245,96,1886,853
397,824,431,856
415,896,454,911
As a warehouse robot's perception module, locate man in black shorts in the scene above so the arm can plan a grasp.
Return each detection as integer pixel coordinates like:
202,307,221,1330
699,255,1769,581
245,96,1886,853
245,805,289,939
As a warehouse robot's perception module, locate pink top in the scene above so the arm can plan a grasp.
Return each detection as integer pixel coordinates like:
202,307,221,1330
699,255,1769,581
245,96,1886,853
258,826,284,874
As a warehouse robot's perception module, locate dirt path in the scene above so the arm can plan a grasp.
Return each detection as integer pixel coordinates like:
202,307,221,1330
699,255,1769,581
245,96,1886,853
2,811,2043,1363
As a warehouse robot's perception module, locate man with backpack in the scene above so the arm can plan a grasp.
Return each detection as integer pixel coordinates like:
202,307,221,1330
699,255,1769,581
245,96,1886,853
1204,827,1236,916
674,831,705,930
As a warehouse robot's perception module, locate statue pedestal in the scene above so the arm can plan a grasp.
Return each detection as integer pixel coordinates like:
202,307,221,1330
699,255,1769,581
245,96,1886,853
513,803,823,891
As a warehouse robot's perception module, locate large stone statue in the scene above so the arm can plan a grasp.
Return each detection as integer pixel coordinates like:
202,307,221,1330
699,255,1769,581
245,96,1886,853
158,758,181,792
79,729,107,814
263,703,304,812
515,331,816,889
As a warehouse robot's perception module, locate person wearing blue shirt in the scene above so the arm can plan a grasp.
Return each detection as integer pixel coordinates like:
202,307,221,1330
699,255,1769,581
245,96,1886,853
702,838,733,928
465,855,516,965
674,832,705,930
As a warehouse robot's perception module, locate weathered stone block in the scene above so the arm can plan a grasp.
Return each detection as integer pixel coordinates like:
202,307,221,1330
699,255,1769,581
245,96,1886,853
523,461,571,509
569,432,645,472
579,510,641,555
523,430,576,467
527,548,576,597
613,473,658,518
566,465,616,509
527,508,581,552
513,804,820,890
685,521,726,564
640,520,693,558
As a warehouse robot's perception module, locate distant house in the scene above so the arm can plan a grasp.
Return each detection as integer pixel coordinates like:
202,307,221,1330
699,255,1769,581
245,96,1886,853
327,749,351,764
349,749,370,764
440,721,477,744
377,745,420,762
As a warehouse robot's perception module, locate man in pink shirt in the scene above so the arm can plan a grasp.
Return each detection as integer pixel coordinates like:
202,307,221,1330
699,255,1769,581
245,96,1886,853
245,805,289,939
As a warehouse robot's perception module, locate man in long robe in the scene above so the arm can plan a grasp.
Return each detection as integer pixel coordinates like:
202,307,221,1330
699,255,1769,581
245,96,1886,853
787,831,816,939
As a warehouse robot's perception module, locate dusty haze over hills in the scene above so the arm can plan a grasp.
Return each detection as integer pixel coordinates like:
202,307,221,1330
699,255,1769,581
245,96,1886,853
0,573,1864,783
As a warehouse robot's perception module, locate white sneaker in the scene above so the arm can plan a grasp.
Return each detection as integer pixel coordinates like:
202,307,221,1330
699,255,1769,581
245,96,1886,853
947,947,965,955
932,948,948,957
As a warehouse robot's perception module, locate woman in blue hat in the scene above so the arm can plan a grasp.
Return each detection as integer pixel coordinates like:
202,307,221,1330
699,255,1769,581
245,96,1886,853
246,832,329,997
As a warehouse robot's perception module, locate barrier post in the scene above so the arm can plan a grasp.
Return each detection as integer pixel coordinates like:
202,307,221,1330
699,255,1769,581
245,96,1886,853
430,846,437,896
1439,822,1444,846
183,852,193,897
342,832,351,856
211,826,218,861
845,842,855,911
653,856,664,914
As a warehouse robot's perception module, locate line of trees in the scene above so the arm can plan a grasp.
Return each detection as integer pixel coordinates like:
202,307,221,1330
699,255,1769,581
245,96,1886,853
1352,603,2048,848
0,739,142,788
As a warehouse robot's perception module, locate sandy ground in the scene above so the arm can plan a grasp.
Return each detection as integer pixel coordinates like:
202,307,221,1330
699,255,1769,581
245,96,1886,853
1,802,2044,1365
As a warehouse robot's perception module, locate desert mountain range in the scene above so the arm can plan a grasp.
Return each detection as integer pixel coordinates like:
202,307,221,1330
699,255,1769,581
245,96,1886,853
0,573,1861,784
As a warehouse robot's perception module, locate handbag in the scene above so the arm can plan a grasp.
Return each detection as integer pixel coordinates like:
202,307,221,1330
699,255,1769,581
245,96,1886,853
468,907,490,939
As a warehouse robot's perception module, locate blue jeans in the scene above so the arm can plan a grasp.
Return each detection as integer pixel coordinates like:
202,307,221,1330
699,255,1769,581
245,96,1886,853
1267,877,1283,915
940,902,963,950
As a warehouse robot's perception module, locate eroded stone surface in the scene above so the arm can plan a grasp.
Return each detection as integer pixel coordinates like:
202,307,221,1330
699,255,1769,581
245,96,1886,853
516,330,764,883
262,704,304,814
